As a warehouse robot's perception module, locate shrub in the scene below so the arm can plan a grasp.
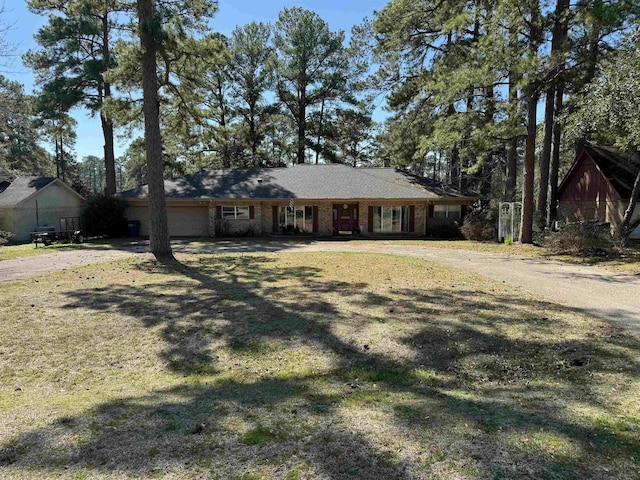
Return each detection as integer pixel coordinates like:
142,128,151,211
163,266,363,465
215,218,261,237
0,230,13,246
541,221,614,256
460,217,496,242
428,224,464,239
81,194,129,237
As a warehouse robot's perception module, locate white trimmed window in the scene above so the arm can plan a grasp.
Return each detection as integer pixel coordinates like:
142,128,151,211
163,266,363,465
279,206,314,232
373,206,409,233
222,206,250,219
434,204,461,219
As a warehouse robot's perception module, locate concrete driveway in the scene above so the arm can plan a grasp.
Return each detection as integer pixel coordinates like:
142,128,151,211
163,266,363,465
1,239,638,335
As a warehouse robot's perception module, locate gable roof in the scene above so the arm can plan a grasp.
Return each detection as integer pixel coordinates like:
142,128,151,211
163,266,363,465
0,177,56,206
560,145,640,199
120,164,474,201
0,176,84,207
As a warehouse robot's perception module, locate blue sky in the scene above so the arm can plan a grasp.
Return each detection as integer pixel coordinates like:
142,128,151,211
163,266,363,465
2,0,388,162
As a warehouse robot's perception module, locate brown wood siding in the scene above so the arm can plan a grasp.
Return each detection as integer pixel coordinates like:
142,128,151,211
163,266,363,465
428,205,434,218
249,206,255,220
216,206,222,217
272,205,279,233
461,204,468,219
559,153,622,203
409,205,415,232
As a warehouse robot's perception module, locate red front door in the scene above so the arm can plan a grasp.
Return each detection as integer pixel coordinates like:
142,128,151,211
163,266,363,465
333,203,359,234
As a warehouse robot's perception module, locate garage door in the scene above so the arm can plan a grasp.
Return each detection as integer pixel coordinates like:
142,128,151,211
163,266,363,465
167,206,209,237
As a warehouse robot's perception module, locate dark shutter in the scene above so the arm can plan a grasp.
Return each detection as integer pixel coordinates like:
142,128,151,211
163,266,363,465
461,204,467,219
272,206,279,233
312,206,319,233
249,206,255,220
368,206,374,233
409,205,415,233
216,206,222,218
428,204,434,218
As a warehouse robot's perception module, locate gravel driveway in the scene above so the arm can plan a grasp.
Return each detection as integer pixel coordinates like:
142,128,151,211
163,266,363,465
2,240,639,335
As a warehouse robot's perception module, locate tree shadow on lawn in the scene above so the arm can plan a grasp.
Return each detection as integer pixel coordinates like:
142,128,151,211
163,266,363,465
1,254,639,478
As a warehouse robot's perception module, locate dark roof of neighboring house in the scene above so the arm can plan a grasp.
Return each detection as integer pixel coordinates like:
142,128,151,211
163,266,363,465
120,164,474,201
0,176,56,206
583,145,640,199
0,180,10,194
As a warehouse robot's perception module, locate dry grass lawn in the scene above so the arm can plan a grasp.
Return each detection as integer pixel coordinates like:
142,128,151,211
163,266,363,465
0,240,117,261
0,251,639,479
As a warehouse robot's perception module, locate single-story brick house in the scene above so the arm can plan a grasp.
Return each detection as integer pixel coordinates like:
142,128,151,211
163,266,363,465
121,164,475,237
0,176,85,242
558,144,640,239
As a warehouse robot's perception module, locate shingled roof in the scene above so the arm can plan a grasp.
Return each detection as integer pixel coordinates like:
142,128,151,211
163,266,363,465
120,164,473,201
0,176,57,207
582,145,640,199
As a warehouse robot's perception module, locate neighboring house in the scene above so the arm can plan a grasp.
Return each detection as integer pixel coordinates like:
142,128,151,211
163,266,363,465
0,177,85,242
121,164,475,237
558,144,640,239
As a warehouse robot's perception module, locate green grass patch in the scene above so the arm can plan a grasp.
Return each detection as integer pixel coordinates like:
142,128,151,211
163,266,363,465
241,426,279,446
0,251,638,479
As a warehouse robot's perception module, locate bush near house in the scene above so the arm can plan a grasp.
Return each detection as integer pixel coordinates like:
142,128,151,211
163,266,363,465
0,230,13,246
460,216,496,242
81,194,129,237
541,221,614,256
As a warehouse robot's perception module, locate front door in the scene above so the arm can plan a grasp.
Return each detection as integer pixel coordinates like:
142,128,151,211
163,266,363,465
333,203,359,234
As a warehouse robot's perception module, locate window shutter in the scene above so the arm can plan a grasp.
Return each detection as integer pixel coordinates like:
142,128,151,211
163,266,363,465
272,206,279,233
249,206,255,220
368,206,374,233
428,205,434,218
461,204,467,219
409,205,415,232
216,206,222,218
312,206,318,233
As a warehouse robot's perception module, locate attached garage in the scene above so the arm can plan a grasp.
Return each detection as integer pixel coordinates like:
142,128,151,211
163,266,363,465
167,206,208,237
126,202,209,237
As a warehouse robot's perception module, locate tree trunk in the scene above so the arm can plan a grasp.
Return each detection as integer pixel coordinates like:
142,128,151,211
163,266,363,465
547,82,564,229
217,79,230,168
505,29,519,202
101,112,116,195
102,12,117,196
314,98,325,164
537,85,554,225
451,146,460,189
617,153,640,246
297,96,306,164
249,105,257,162
55,130,60,179
519,91,538,244
137,0,172,259
536,0,569,227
